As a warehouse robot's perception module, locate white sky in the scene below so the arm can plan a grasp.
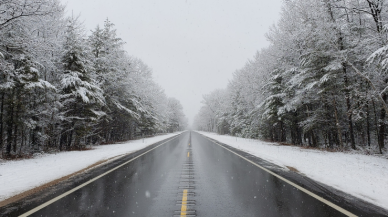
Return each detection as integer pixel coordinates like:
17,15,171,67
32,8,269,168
61,0,283,125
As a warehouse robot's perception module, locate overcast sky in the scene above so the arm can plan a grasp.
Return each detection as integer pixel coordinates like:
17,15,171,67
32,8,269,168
62,0,283,125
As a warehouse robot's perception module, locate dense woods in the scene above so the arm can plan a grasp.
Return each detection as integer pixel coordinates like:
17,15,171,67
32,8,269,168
0,0,187,158
194,0,388,153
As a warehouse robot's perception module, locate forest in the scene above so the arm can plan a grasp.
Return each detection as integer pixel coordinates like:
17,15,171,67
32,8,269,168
0,0,187,158
194,0,388,154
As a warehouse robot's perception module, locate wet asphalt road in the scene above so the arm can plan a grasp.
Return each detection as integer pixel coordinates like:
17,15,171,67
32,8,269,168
2,131,387,216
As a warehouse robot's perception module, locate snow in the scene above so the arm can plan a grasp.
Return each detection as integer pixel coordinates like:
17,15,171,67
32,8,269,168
30,67,39,73
0,132,182,202
198,131,388,210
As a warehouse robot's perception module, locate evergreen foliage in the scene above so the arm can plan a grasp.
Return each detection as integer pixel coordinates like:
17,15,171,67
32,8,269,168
194,0,388,154
0,1,187,157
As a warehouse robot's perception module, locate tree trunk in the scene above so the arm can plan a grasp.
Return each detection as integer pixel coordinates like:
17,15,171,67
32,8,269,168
346,96,356,149
366,0,383,34
19,127,24,155
332,95,343,148
279,120,286,142
59,132,65,151
366,0,385,154
373,100,380,147
12,125,17,153
0,92,4,154
31,128,37,151
13,93,21,153
5,91,14,156
326,0,356,149
67,130,73,149
378,95,386,153
366,101,371,146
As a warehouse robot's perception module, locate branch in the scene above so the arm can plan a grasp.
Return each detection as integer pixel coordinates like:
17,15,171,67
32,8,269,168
346,61,388,115
0,1,59,29
332,5,373,15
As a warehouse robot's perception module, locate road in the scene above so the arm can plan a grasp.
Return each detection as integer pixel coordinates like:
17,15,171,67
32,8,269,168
1,131,386,216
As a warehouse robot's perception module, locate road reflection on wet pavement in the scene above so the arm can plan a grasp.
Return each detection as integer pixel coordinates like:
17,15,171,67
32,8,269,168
8,132,385,216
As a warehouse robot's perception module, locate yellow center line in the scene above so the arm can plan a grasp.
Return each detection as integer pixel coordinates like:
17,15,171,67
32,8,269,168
187,151,190,157
180,189,188,216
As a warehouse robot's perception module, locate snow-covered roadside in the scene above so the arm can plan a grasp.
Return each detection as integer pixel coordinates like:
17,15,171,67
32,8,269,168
0,132,182,202
197,131,388,210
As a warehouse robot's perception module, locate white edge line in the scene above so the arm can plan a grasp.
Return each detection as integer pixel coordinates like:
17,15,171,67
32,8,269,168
202,135,357,217
19,134,181,217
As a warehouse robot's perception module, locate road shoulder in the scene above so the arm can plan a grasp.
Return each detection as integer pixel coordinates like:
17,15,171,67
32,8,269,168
198,132,388,216
0,133,182,216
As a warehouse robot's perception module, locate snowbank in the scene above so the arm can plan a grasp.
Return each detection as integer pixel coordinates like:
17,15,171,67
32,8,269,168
198,131,388,209
0,132,182,202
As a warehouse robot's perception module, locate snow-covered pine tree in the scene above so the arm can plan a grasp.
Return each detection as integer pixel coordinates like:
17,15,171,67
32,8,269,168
59,16,105,150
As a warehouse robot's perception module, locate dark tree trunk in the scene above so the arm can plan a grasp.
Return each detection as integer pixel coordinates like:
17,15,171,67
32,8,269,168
373,100,379,144
326,0,355,149
12,125,17,153
347,97,356,149
366,102,371,146
19,127,24,155
31,128,37,150
279,120,286,142
366,0,383,33
311,130,318,147
367,0,384,153
13,94,21,153
0,92,4,153
378,95,386,153
5,91,14,156
332,95,343,148
328,132,335,148
341,47,356,149
59,131,66,151
67,130,73,149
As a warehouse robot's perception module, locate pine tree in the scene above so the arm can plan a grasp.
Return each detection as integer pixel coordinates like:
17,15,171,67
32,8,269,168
59,16,105,149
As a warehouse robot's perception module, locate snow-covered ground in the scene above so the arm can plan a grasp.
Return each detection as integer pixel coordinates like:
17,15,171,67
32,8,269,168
198,131,388,210
0,132,182,202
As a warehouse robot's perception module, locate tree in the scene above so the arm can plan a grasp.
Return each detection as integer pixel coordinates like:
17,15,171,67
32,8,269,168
59,16,105,149
196,0,388,153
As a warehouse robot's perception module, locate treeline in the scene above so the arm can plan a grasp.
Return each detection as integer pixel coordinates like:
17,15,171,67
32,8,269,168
195,0,388,153
0,0,187,157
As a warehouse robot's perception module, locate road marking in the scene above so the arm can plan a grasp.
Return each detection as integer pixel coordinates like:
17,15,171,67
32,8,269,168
202,136,357,217
19,134,182,217
189,143,190,146
180,189,188,216
187,151,190,157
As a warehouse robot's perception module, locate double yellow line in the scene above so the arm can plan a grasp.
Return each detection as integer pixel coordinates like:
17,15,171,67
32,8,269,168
180,189,188,216
181,143,191,216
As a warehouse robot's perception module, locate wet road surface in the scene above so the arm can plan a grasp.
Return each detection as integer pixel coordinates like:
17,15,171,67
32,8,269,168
1,131,387,216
